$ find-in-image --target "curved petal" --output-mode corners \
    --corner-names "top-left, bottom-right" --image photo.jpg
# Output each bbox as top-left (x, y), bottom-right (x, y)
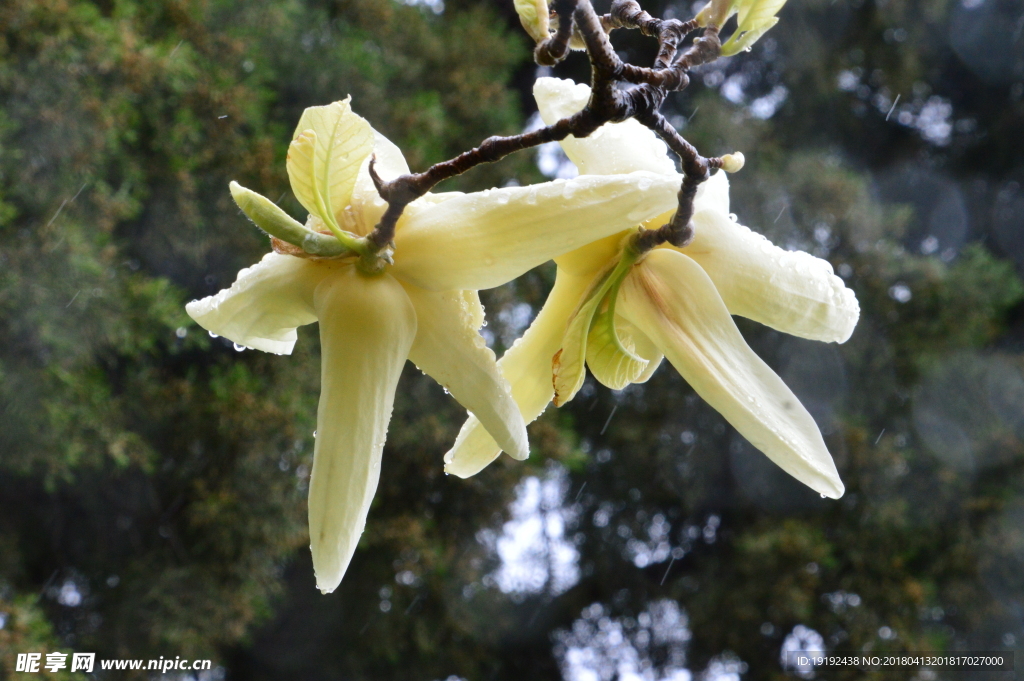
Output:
top-left (444, 268), bottom-right (593, 477)
top-left (681, 209), bottom-right (860, 343)
top-left (185, 253), bottom-right (332, 354)
top-left (292, 98), bottom-right (375, 224)
top-left (533, 77), bottom-right (676, 176)
top-left (617, 317), bottom-right (664, 383)
top-left (693, 169), bottom-right (730, 215)
top-left (585, 311), bottom-right (649, 390)
top-left (349, 130), bottom-right (412, 236)
top-left (392, 172), bottom-right (679, 291)
top-left (553, 263), bottom-right (614, 406)
top-left (402, 284), bottom-right (529, 460)
top-left (286, 130), bottom-right (326, 223)
top-left (309, 267), bottom-right (417, 593)
top-left (619, 249), bottom-right (844, 498)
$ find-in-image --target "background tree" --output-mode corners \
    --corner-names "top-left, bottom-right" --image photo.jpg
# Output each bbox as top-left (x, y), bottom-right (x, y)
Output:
top-left (1, 0), bottom-right (1022, 679)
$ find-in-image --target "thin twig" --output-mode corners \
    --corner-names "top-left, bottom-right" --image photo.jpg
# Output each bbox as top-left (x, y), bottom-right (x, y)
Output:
top-left (355, 0), bottom-right (731, 257)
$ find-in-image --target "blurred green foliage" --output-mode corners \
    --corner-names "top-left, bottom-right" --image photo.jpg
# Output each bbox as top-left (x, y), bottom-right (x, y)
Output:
top-left (1, 0), bottom-right (1023, 679)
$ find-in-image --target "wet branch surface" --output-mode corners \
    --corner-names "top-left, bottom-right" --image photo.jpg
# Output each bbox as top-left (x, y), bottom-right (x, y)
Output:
top-left (366, 0), bottom-right (729, 255)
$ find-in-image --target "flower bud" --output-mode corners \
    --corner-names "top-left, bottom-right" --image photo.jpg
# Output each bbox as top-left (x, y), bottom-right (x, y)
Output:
top-left (695, 0), bottom-right (733, 28)
top-left (720, 0), bottom-right (786, 56)
top-left (230, 181), bottom-right (349, 257)
top-left (720, 152), bottom-right (745, 173)
top-left (514, 0), bottom-right (550, 43)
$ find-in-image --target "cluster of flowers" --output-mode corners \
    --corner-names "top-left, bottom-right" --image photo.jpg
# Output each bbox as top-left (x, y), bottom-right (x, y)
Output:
top-left (187, 74), bottom-right (859, 594)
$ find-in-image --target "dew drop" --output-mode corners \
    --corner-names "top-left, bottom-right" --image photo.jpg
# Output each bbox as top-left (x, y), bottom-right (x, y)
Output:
top-left (233, 342), bottom-right (246, 352)
top-left (728, 213), bottom-right (739, 222)
top-left (208, 331), bottom-right (219, 338)
top-left (313, 430), bottom-right (317, 438)
top-left (820, 493), bottom-right (827, 499)
top-left (637, 177), bottom-right (652, 191)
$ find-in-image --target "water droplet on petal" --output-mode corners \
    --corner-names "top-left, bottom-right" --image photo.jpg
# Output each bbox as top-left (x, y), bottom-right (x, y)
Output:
top-left (313, 431), bottom-right (317, 438)
top-left (208, 331), bottom-right (219, 338)
top-left (820, 493), bottom-right (827, 499)
top-left (233, 342), bottom-right (246, 352)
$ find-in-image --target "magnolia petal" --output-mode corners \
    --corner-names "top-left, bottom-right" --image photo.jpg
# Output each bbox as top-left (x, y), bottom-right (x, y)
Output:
top-left (309, 267), bottom-right (417, 594)
top-left (514, 0), bottom-right (550, 42)
top-left (721, 17), bottom-right (778, 56)
top-left (617, 317), bottom-right (664, 383)
top-left (552, 169), bottom-right (726, 280)
top-left (402, 284), bottom-right (529, 460)
top-left (586, 310), bottom-right (649, 390)
top-left (392, 172), bottom-right (679, 291)
top-left (349, 130), bottom-right (412, 236)
top-left (681, 209), bottom-right (860, 343)
top-left (293, 98), bottom-right (375, 224)
top-left (185, 253), bottom-right (332, 355)
top-left (694, 169), bottom-right (730, 215)
top-left (286, 130), bottom-right (325, 223)
top-left (737, 0), bottom-right (786, 30)
top-left (619, 249), bottom-right (844, 498)
top-left (444, 268), bottom-right (593, 477)
top-left (553, 265), bottom-right (612, 406)
top-left (534, 78), bottom-right (676, 176)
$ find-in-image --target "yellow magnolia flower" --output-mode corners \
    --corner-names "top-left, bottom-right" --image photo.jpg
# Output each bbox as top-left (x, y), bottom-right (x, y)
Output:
top-left (186, 97), bottom-right (682, 593)
top-left (696, 0), bottom-right (787, 56)
top-left (514, 0), bottom-right (550, 42)
top-left (445, 78), bottom-right (860, 499)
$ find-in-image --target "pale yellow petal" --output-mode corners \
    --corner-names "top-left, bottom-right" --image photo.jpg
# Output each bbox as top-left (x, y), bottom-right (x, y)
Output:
top-left (552, 265), bottom-right (612, 406)
top-left (185, 253), bottom-right (331, 355)
top-left (308, 267), bottom-right (417, 593)
top-left (619, 249), bottom-right (844, 498)
top-left (533, 78), bottom-right (676, 176)
top-left (681, 209), bottom-right (860, 343)
top-left (737, 0), bottom-right (786, 30)
top-left (617, 317), bottom-right (664, 383)
top-left (693, 168), bottom-right (730, 215)
top-left (402, 284), bottom-right (528, 460)
top-left (555, 233), bottom-right (626, 278)
top-left (585, 310), bottom-right (649, 390)
top-left (514, 0), bottom-right (550, 42)
top-left (293, 98), bottom-right (375, 224)
top-left (392, 172), bottom-right (679, 291)
top-left (348, 130), bottom-right (412, 236)
top-left (444, 268), bottom-right (593, 477)
top-left (286, 130), bottom-right (324, 222)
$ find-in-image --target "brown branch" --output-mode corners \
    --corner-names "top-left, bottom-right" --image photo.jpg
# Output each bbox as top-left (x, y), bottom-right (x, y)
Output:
top-left (354, 0), bottom-right (734, 258)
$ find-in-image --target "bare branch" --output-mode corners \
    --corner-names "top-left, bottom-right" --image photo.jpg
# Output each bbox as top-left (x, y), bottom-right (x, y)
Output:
top-left (349, 0), bottom-right (734, 258)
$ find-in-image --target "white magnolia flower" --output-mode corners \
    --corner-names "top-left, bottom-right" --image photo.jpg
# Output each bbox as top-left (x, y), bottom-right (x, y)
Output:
top-left (445, 78), bottom-right (860, 499)
top-left (186, 97), bottom-right (681, 593)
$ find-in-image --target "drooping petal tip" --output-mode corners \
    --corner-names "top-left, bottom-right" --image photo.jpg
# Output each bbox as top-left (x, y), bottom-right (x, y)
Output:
top-left (620, 249), bottom-right (845, 499)
top-left (185, 253), bottom-right (330, 355)
top-left (308, 267), bottom-right (417, 593)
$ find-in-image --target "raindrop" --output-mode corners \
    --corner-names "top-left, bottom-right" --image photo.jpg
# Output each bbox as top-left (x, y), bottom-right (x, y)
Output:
top-left (820, 493), bottom-right (827, 498)
top-left (313, 430), bottom-right (317, 438)
top-left (233, 343), bottom-right (246, 352)
top-left (728, 213), bottom-right (739, 222)
top-left (208, 331), bottom-right (219, 338)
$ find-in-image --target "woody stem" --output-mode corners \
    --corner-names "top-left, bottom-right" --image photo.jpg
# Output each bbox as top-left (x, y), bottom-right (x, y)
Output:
top-left (363, 0), bottom-right (729, 256)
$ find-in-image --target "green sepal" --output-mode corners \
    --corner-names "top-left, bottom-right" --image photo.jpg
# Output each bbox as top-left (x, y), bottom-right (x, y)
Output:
top-left (229, 181), bottom-right (354, 257)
